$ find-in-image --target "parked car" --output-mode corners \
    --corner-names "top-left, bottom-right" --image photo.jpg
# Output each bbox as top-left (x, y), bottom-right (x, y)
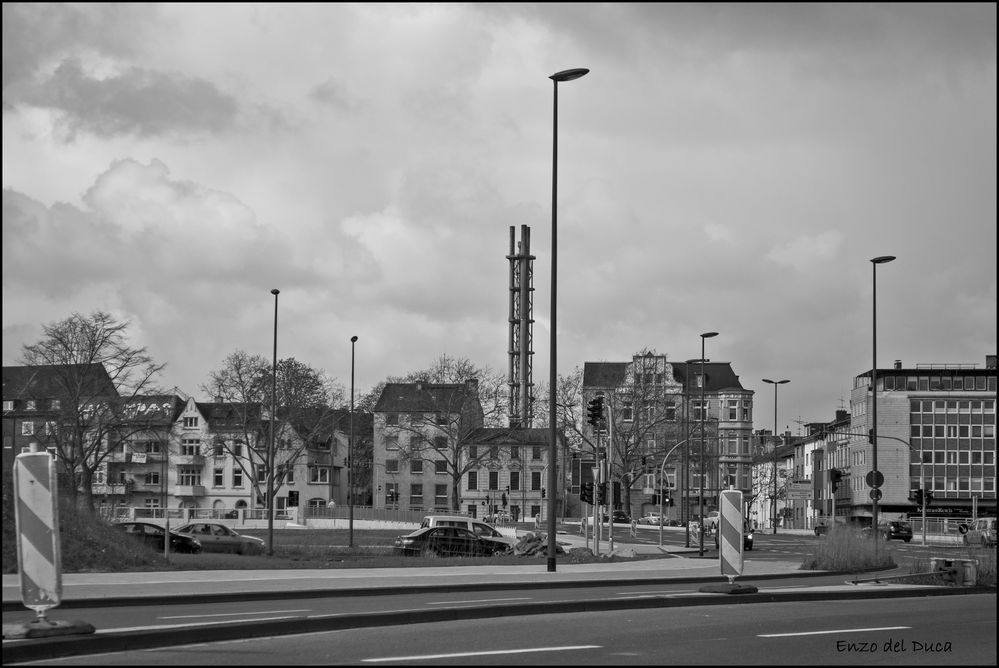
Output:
top-left (814, 522), bottom-right (831, 536)
top-left (113, 521), bottom-right (202, 554)
top-left (393, 526), bottom-right (512, 558)
top-left (864, 520), bottom-right (913, 543)
top-left (714, 522), bottom-right (754, 551)
top-left (173, 522), bottom-right (266, 555)
top-left (961, 518), bottom-right (997, 547)
top-left (703, 511), bottom-right (720, 531)
top-left (638, 512), bottom-right (665, 526)
top-left (419, 515), bottom-right (516, 547)
top-left (611, 510), bottom-right (632, 524)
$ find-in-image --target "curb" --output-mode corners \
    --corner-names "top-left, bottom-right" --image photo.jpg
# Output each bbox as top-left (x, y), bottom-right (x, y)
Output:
top-left (3, 585), bottom-right (992, 664)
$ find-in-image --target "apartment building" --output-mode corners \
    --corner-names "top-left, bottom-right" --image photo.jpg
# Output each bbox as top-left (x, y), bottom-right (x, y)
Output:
top-left (582, 354), bottom-right (755, 522)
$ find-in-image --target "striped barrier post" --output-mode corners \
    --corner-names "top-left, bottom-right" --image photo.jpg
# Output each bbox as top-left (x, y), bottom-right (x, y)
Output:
top-left (718, 489), bottom-right (743, 583)
top-left (698, 488), bottom-right (758, 594)
top-left (13, 445), bottom-right (62, 619)
top-left (4, 442), bottom-right (95, 640)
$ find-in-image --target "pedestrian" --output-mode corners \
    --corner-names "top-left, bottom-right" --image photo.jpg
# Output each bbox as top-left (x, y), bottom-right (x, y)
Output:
top-left (327, 499), bottom-right (336, 513)
top-left (630, 518), bottom-right (638, 537)
top-left (534, 513), bottom-right (541, 531)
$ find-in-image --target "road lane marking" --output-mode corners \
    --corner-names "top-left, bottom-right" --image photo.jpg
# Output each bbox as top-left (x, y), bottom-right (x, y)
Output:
top-left (425, 597), bottom-right (531, 605)
top-left (158, 609), bottom-right (312, 620)
top-left (760, 626), bottom-right (910, 638)
top-left (362, 645), bottom-right (601, 662)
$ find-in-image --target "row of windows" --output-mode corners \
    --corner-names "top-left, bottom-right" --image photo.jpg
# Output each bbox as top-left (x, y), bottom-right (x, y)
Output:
top-left (381, 483), bottom-right (450, 507)
top-left (910, 425), bottom-right (996, 438)
top-left (4, 399), bottom-right (61, 411)
top-left (910, 450), bottom-right (996, 464)
top-left (384, 412), bottom-right (449, 426)
top-left (910, 399), bottom-right (995, 413)
top-left (466, 470), bottom-right (544, 491)
top-left (883, 375), bottom-right (996, 392)
top-left (384, 459), bottom-right (449, 474)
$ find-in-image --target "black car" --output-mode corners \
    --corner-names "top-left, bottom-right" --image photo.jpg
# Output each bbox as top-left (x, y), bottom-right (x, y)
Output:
top-left (393, 526), bottom-right (512, 558)
top-left (864, 520), bottom-right (913, 543)
top-left (114, 521), bottom-right (203, 554)
top-left (714, 522), bottom-right (754, 551)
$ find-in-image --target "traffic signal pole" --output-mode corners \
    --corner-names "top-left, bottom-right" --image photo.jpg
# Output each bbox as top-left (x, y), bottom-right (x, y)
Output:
top-left (658, 439), bottom-right (691, 548)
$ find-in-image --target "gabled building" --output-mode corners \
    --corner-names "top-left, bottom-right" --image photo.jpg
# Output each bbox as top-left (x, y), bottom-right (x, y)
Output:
top-left (582, 354), bottom-right (754, 522)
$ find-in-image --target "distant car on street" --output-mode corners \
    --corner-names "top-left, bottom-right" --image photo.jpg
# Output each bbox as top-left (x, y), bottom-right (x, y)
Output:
top-left (173, 522), bottom-right (266, 555)
top-left (703, 511), bottom-right (720, 531)
top-left (639, 512), bottom-right (665, 526)
top-left (714, 521), bottom-right (754, 551)
top-left (863, 520), bottom-right (913, 543)
top-left (961, 518), bottom-right (997, 547)
top-left (113, 521), bottom-right (202, 554)
top-left (611, 510), bottom-right (632, 524)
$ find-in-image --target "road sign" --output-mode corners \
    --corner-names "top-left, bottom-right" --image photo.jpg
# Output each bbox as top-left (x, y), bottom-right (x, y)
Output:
top-left (718, 489), bottom-right (744, 581)
top-left (866, 470), bottom-right (884, 488)
top-left (13, 447), bottom-right (62, 617)
top-left (787, 482), bottom-right (812, 501)
top-left (869, 488), bottom-right (883, 501)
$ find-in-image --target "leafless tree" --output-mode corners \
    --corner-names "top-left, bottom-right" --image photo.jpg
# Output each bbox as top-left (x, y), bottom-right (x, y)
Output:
top-left (19, 311), bottom-right (165, 512)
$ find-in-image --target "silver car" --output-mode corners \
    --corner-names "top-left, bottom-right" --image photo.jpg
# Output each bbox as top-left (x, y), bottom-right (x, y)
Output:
top-left (174, 522), bottom-right (266, 555)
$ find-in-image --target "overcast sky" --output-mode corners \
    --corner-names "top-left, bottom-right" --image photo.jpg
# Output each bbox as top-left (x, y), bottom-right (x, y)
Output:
top-left (3, 3), bottom-right (996, 433)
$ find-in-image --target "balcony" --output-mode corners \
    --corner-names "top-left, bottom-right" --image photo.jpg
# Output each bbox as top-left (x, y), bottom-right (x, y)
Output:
top-left (91, 482), bottom-right (132, 496)
top-left (173, 485), bottom-right (207, 497)
top-left (173, 454), bottom-right (204, 465)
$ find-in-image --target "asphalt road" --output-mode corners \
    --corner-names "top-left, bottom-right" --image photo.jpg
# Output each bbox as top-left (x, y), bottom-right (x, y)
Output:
top-left (19, 594), bottom-right (996, 665)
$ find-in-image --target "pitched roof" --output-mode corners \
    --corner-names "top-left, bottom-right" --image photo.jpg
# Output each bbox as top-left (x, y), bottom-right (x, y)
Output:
top-left (466, 427), bottom-right (550, 445)
top-left (374, 381), bottom-right (478, 413)
top-left (582, 361), bottom-right (745, 393)
top-left (195, 402), bottom-right (264, 429)
top-left (2, 364), bottom-right (118, 399)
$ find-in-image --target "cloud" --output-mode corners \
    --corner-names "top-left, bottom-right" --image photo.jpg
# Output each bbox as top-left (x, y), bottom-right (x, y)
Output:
top-left (766, 230), bottom-right (844, 271)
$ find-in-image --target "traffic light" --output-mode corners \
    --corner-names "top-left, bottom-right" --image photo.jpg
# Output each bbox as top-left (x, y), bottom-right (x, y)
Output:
top-left (580, 481), bottom-right (593, 504)
top-left (912, 488), bottom-right (924, 506)
top-left (596, 482), bottom-right (607, 505)
top-left (587, 396), bottom-right (605, 429)
top-left (925, 490), bottom-right (934, 506)
top-left (830, 468), bottom-right (843, 493)
top-left (541, 488), bottom-right (546, 499)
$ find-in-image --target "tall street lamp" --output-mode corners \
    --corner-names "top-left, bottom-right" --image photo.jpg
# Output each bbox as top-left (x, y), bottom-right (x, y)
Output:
top-left (870, 255), bottom-right (895, 552)
top-left (348, 335), bottom-right (358, 548)
top-left (698, 331), bottom-right (718, 557)
top-left (268, 288), bottom-right (279, 556)
top-left (762, 378), bottom-right (790, 535)
top-left (547, 66), bottom-right (588, 573)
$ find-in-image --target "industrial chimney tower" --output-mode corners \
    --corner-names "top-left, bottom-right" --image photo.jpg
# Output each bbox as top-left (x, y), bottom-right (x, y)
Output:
top-left (507, 225), bottom-right (535, 428)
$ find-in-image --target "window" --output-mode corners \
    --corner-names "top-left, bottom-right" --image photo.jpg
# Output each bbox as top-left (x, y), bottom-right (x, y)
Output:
top-left (434, 436), bottom-right (447, 450)
top-left (469, 446), bottom-right (478, 460)
top-left (183, 416), bottom-right (199, 428)
top-left (435, 412), bottom-right (447, 426)
top-left (44, 421), bottom-right (57, 436)
top-left (26, 400), bottom-right (37, 411)
top-left (233, 468), bottom-right (243, 487)
top-left (233, 443), bottom-right (242, 457)
top-left (467, 471), bottom-right (478, 490)
top-left (214, 443), bottom-right (224, 457)
top-left (386, 459), bottom-right (399, 474)
top-left (488, 471), bottom-right (499, 490)
top-left (409, 412), bottom-right (423, 424)
top-left (622, 401), bottom-right (633, 422)
top-left (2, 400), bottom-right (13, 412)
top-left (410, 459), bottom-right (424, 474)
top-left (510, 471), bottom-right (520, 491)
top-left (511, 446), bottom-right (520, 459)
top-left (283, 465), bottom-right (294, 484)
top-left (728, 400), bottom-right (739, 420)
top-left (214, 468), bottom-right (224, 487)
top-left (742, 400), bottom-right (752, 422)
top-left (435, 484), bottom-right (448, 506)
top-left (489, 445), bottom-right (499, 459)
top-left (178, 467), bottom-right (202, 486)
top-left (409, 484), bottom-right (423, 507)
top-left (309, 466), bottom-right (329, 484)
top-left (145, 441), bottom-right (162, 454)
top-left (531, 471), bottom-right (542, 491)
top-left (435, 459), bottom-right (447, 474)
top-left (385, 434), bottom-right (399, 450)
top-left (532, 447), bottom-right (542, 460)
top-left (385, 482), bottom-right (399, 506)
top-left (21, 421), bottom-right (34, 436)
top-left (181, 439), bottom-right (200, 456)
top-left (50, 399), bottom-right (61, 411)
top-left (144, 471), bottom-right (160, 485)
top-left (386, 413), bottom-right (399, 426)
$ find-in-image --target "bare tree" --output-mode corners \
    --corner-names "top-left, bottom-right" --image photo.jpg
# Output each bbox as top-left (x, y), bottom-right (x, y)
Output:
top-left (201, 352), bottom-right (343, 507)
top-left (19, 311), bottom-right (165, 512)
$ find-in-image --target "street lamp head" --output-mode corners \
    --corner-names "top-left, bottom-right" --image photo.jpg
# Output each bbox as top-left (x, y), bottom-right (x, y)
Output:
top-left (550, 68), bottom-right (589, 82)
top-left (701, 331), bottom-right (718, 339)
top-left (871, 256), bottom-right (896, 265)
top-left (350, 335), bottom-right (358, 343)
top-left (270, 288), bottom-right (279, 295)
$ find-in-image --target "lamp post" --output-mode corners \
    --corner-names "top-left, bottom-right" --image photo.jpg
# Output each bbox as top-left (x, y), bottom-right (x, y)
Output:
top-left (268, 288), bottom-right (279, 557)
top-left (658, 438), bottom-right (690, 547)
top-left (348, 335), bottom-right (358, 548)
top-left (870, 255), bottom-right (895, 554)
top-left (698, 332), bottom-right (718, 557)
top-left (762, 378), bottom-right (790, 535)
top-left (547, 66), bottom-right (588, 573)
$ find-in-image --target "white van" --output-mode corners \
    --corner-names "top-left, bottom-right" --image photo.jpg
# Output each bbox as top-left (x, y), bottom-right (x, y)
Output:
top-left (420, 515), bottom-right (517, 546)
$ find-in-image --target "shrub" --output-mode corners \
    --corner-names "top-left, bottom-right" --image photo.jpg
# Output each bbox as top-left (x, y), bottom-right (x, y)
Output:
top-left (800, 526), bottom-right (896, 572)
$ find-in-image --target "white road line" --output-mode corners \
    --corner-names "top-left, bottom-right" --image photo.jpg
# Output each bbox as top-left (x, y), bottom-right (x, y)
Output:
top-left (362, 645), bottom-right (601, 662)
top-left (760, 626), bottom-right (910, 638)
top-left (425, 597), bottom-right (532, 605)
top-left (158, 609), bottom-right (312, 620)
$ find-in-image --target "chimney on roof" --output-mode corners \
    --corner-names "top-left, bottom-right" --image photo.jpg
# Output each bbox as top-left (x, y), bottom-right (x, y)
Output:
top-left (894, 360), bottom-right (902, 369)
top-left (987, 355), bottom-right (997, 369)
top-left (465, 378), bottom-right (479, 394)
top-left (836, 409), bottom-right (849, 422)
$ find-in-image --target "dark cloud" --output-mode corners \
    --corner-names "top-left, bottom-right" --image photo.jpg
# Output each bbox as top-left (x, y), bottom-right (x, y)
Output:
top-left (24, 58), bottom-right (238, 139)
